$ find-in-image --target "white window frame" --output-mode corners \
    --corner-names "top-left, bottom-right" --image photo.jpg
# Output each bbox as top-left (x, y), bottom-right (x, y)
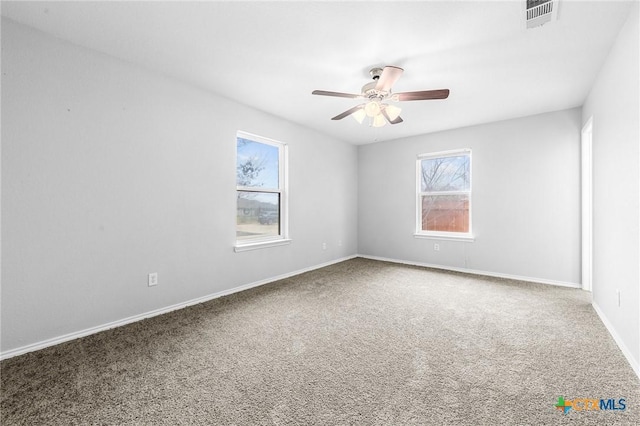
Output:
top-left (234, 131), bottom-right (290, 252)
top-left (414, 148), bottom-right (474, 242)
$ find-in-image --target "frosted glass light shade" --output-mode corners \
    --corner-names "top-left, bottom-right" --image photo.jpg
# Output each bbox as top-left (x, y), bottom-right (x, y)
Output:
top-left (365, 101), bottom-right (381, 117)
top-left (352, 108), bottom-right (366, 124)
top-left (385, 104), bottom-right (402, 121)
top-left (372, 113), bottom-right (386, 127)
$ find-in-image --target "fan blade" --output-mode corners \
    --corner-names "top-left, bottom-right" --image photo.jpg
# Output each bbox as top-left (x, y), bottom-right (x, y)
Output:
top-left (312, 90), bottom-right (362, 99)
top-left (375, 66), bottom-right (404, 92)
top-left (331, 104), bottom-right (365, 120)
top-left (396, 89), bottom-right (450, 101)
top-left (382, 109), bottom-right (404, 125)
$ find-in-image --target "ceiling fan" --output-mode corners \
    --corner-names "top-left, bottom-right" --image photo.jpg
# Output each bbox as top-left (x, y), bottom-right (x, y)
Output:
top-left (312, 66), bottom-right (449, 127)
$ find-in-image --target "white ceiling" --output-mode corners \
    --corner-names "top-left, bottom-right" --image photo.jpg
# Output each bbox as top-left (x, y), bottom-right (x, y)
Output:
top-left (1, 1), bottom-right (634, 145)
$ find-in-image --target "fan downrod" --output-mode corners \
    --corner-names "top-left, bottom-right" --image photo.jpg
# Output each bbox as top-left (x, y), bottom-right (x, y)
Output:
top-left (369, 67), bottom-right (383, 80)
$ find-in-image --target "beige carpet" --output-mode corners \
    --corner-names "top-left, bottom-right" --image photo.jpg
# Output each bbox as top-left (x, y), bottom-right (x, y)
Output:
top-left (1, 258), bottom-right (639, 425)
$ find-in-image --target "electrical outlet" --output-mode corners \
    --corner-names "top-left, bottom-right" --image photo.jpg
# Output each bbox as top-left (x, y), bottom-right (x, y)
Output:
top-left (322, 242), bottom-right (327, 250)
top-left (616, 289), bottom-right (621, 307)
top-left (434, 243), bottom-right (440, 251)
top-left (338, 240), bottom-right (343, 247)
top-left (148, 272), bottom-right (158, 287)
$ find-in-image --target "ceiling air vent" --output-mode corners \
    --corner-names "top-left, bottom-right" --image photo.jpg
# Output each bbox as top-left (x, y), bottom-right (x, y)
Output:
top-left (526, 0), bottom-right (559, 29)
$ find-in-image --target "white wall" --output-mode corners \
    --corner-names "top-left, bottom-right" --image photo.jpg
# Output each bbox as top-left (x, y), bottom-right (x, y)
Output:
top-left (582, 3), bottom-right (639, 373)
top-left (358, 108), bottom-right (582, 286)
top-left (0, 20), bottom-right (358, 356)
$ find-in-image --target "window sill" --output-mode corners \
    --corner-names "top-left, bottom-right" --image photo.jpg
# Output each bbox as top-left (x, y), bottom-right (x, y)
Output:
top-left (234, 238), bottom-right (292, 253)
top-left (414, 233), bottom-right (475, 242)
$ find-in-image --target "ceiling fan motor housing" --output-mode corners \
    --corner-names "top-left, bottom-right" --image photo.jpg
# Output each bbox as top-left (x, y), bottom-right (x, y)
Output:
top-left (362, 68), bottom-right (389, 100)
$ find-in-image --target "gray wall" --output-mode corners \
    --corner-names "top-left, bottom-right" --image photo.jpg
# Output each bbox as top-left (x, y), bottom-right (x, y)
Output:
top-left (1, 20), bottom-right (358, 355)
top-left (582, 3), bottom-right (639, 371)
top-left (358, 109), bottom-right (582, 285)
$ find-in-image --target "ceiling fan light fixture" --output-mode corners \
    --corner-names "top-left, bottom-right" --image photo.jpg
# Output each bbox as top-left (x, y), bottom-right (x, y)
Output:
top-left (352, 108), bottom-right (366, 124)
top-left (384, 104), bottom-right (402, 121)
top-left (372, 113), bottom-right (386, 128)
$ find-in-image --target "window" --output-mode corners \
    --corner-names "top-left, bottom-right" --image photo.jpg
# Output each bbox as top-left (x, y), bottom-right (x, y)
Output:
top-left (416, 149), bottom-right (473, 240)
top-left (235, 131), bottom-right (289, 251)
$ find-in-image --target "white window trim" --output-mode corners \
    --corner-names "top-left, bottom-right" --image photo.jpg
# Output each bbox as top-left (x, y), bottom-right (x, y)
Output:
top-left (234, 131), bottom-right (290, 252)
top-left (415, 148), bottom-right (474, 240)
top-left (413, 233), bottom-right (475, 242)
top-left (234, 238), bottom-right (292, 253)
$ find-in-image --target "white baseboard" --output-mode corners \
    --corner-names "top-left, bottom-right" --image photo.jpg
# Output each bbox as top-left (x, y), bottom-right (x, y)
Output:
top-left (592, 302), bottom-right (640, 380)
top-left (357, 254), bottom-right (581, 288)
top-left (5, 254), bottom-right (636, 383)
top-left (0, 255), bottom-right (357, 361)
